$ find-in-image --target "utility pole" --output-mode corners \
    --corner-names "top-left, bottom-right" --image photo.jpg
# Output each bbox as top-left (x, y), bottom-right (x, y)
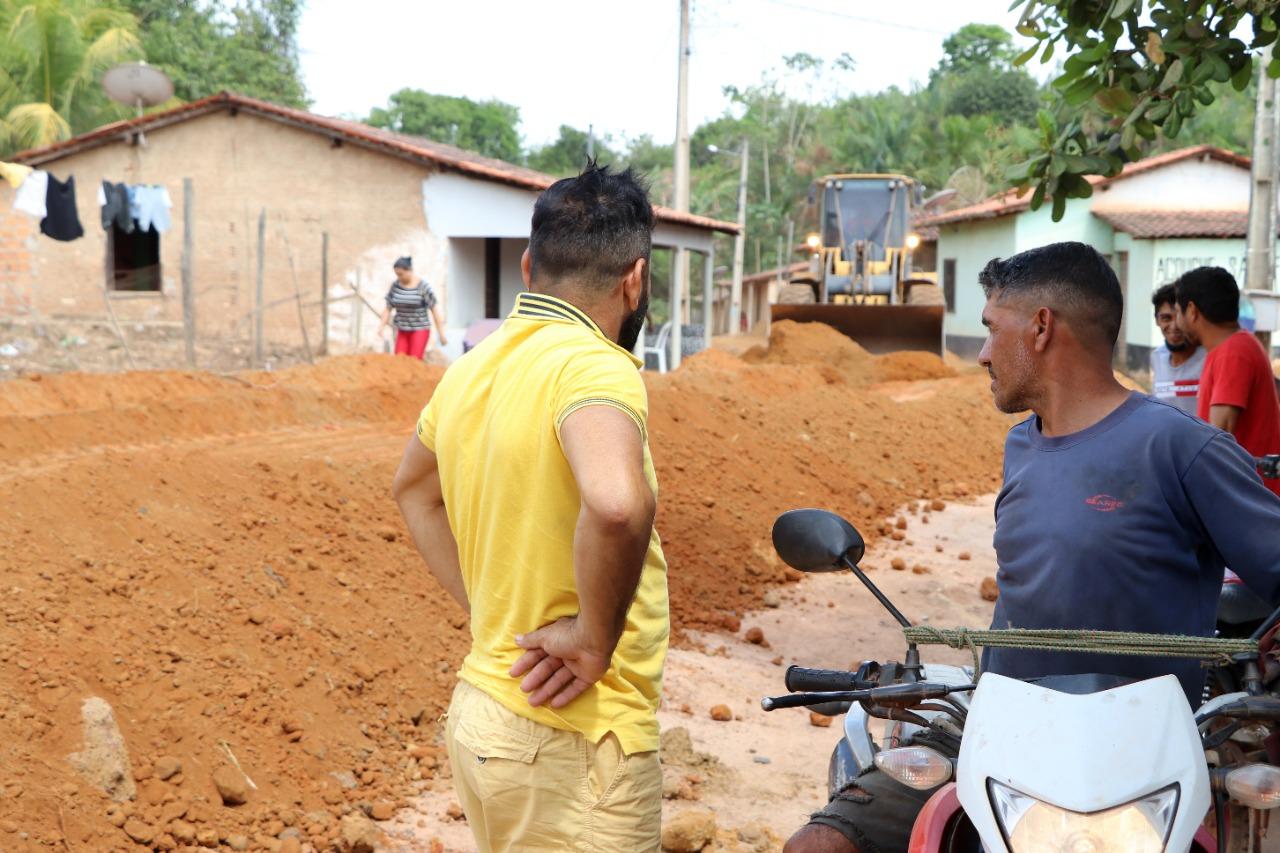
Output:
top-left (670, 0), bottom-right (692, 369)
top-left (729, 138), bottom-right (748, 336)
top-left (1246, 43), bottom-right (1279, 354)
top-left (587, 124), bottom-right (595, 161)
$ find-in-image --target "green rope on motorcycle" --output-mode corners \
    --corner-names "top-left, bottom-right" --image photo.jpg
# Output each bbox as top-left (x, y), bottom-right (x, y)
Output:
top-left (904, 626), bottom-right (1258, 678)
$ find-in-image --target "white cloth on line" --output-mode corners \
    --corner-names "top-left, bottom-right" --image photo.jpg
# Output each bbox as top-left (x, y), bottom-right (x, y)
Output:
top-left (12, 169), bottom-right (48, 219)
top-left (135, 185), bottom-right (173, 233)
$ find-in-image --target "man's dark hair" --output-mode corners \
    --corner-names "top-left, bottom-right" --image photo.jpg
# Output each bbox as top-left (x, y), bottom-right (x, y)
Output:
top-left (1152, 283), bottom-right (1177, 315)
top-left (978, 241), bottom-right (1124, 349)
top-left (529, 163), bottom-right (654, 291)
top-left (1174, 266), bottom-right (1239, 324)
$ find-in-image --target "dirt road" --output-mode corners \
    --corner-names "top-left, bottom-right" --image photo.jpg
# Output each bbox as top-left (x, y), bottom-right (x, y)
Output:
top-left (390, 498), bottom-right (1000, 851)
top-left (0, 327), bottom-right (1015, 850)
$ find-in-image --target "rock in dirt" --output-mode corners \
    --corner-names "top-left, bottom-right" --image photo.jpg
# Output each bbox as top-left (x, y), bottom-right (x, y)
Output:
top-left (661, 809), bottom-right (717, 852)
top-left (980, 577), bottom-right (999, 602)
top-left (67, 697), bottom-right (136, 802)
top-left (368, 800), bottom-right (395, 821)
top-left (212, 766), bottom-right (248, 805)
top-left (709, 704), bottom-right (733, 722)
top-left (912, 564), bottom-right (930, 575)
top-left (339, 813), bottom-right (382, 853)
top-left (959, 551), bottom-right (972, 561)
top-left (930, 499), bottom-right (947, 511)
top-left (123, 818), bottom-right (154, 844)
top-left (809, 712), bottom-right (833, 728)
top-left (762, 589), bottom-right (781, 608)
top-left (890, 558), bottom-right (907, 572)
top-left (744, 627), bottom-right (766, 645)
top-left (154, 755), bottom-right (182, 781)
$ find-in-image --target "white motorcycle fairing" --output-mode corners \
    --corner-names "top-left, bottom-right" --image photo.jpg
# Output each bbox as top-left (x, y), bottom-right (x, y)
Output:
top-left (956, 673), bottom-right (1210, 853)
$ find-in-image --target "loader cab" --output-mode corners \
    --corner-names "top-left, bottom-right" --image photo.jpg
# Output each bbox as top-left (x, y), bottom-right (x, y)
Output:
top-left (806, 174), bottom-right (926, 305)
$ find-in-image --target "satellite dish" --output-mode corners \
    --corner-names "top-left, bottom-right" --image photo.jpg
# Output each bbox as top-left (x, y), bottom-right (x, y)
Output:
top-left (103, 62), bottom-right (173, 115)
top-left (946, 166), bottom-right (989, 207)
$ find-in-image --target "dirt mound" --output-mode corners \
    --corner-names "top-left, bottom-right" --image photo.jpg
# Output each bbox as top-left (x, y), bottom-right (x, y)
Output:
top-left (742, 320), bottom-right (873, 374)
top-left (875, 351), bottom-right (956, 382)
top-left (740, 320), bottom-right (957, 384)
top-left (0, 342), bottom-right (1011, 849)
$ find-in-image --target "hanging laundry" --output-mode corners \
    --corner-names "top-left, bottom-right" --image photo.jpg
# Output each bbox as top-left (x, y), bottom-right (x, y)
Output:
top-left (134, 185), bottom-right (174, 233)
top-left (97, 181), bottom-right (133, 233)
top-left (0, 161), bottom-right (32, 189)
top-left (12, 169), bottom-right (48, 219)
top-left (125, 184), bottom-right (141, 226)
top-left (40, 173), bottom-right (83, 242)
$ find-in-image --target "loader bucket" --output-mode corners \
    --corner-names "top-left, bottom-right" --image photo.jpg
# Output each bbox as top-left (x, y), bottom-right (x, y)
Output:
top-left (770, 304), bottom-right (945, 356)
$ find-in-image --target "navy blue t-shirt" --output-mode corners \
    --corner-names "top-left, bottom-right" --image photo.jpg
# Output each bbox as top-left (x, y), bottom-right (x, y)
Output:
top-left (982, 393), bottom-right (1280, 705)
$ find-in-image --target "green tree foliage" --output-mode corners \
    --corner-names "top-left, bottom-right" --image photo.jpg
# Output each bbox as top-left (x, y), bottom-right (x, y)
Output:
top-left (0, 0), bottom-right (141, 154)
top-left (932, 23), bottom-right (1042, 128)
top-left (123, 0), bottom-right (308, 108)
top-left (525, 124), bottom-right (619, 176)
top-left (366, 89), bottom-right (522, 163)
top-left (937, 23), bottom-right (1020, 75)
top-left (1007, 0), bottom-right (1277, 220)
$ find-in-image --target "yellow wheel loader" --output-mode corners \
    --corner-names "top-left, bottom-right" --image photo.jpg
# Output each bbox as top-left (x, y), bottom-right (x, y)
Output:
top-left (774, 173), bottom-right (945, 355)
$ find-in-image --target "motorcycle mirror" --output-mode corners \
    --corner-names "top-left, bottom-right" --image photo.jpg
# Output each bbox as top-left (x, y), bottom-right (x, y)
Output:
top-left (772, 509), bottom-right (865, 573)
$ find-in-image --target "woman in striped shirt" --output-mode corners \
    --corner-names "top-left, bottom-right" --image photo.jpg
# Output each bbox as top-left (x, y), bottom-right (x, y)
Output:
top-left (378, 256), bottom-right (448, 359)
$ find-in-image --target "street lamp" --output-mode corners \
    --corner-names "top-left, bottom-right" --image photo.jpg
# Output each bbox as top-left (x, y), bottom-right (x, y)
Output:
top-left (708, 140), bottom-right (748, 336)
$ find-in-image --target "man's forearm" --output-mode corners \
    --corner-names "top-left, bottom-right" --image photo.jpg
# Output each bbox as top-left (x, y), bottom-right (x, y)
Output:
top-left (1210, 404), bottom-right (1242, 435)
top-left (398, 495), bottom-right (469, 613)
top-left (572, 495), bottom-right (655, 656)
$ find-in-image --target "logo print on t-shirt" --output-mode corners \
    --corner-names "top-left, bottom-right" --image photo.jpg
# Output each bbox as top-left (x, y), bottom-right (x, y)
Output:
top-left (1085, 494), bottom-right (1125, 512)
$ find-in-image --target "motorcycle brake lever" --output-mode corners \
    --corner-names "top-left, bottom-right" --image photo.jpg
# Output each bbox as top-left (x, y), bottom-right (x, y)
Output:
top-left (1202, 720), bottom-right (1244, 751)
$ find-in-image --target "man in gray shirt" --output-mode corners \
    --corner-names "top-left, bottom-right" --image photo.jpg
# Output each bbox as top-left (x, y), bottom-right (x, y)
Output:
top-left (1150, 282), bottom-right (1206, 415)
top-left (785, 241), bottom-right (1280, 853)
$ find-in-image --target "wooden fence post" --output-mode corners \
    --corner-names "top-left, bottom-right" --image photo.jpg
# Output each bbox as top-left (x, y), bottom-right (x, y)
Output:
top-left (181, 177), bottom-right (196, 368)
top-left (254, 208), bottom-right (265, 367)
top-left (320, 232), bottom-right (329, 356)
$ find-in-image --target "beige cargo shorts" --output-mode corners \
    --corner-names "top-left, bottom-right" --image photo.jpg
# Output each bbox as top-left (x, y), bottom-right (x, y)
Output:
top-left (444, 680), bottom-right (662, 852)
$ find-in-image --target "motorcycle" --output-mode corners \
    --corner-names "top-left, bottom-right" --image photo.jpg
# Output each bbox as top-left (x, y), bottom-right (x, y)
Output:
top-left (764, 508), bottom-right (1280, 853)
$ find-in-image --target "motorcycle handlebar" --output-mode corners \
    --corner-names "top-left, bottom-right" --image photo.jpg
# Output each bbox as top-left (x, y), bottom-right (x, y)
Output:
top-left (785, 666), bottom-right (869, 693)
top-left (761, 681), bottom-right (975, 712)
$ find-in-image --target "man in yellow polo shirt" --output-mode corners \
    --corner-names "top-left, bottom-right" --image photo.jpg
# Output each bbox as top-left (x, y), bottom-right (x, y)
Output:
top-left (392, 164), bottom-right (668, 852)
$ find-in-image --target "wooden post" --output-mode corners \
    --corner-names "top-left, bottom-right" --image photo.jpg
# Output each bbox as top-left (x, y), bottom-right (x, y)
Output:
top-left (320, 232), bottom-right (329, 356)
top-left (279, 225), bottom-right (313, 363)
top-left (180, 177), bottom-right (196, 368)
top-left (101, 283), bottom-right (137, 370)
top-left (354, 268), bottom-right (363, 349)
top-left (702, 248), bottom-right (714, 340)
top-left (254, 208), bottom-right (265, 367)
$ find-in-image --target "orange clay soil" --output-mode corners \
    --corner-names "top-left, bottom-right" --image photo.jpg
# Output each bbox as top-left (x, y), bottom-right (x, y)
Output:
top-left (0, 321), bottom-right (1010, 850)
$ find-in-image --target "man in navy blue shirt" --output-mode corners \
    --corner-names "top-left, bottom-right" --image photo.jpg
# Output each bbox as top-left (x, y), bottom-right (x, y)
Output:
top-left (975, 242), bottom-right (1280, 703)
top-left (785, 241), bottom-right (1280, 853)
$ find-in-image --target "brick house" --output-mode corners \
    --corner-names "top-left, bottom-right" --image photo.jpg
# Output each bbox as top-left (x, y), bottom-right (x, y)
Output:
top-left (0, 92), bottom-right (735, 363)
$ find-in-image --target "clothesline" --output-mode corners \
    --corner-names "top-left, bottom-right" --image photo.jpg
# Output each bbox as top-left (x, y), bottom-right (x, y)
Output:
top-left (2, 160), bottom-right (174, 242)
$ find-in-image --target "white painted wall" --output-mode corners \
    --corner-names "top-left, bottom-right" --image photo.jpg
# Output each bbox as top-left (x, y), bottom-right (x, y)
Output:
top-left (936, 216), bottom-right (1018, 341)
top-left (1091, 159), bottom-right (1251, 212)
top-left (423, 173), bottom-right (536, 238)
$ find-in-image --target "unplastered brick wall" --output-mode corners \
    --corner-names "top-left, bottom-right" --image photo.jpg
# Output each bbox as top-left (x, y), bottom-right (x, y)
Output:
top-left (0, 186), bottom-right (37, 314)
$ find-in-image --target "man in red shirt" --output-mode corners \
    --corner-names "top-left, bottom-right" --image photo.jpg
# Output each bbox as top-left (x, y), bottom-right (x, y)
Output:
top-left (1175, 266), bottom-right (1280, 496)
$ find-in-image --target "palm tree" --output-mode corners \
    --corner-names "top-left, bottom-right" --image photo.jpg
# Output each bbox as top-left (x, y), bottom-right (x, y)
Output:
top-left (0, 0), bottom-right (141, 155)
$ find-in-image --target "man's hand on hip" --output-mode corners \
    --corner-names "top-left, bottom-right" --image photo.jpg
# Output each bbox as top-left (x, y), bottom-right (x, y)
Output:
top-left (510, 616), bottom-right (611, 708)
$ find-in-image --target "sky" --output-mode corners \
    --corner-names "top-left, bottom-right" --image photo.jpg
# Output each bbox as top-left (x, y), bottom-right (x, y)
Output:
top-left (298, 0), bottom-right (1035, 150)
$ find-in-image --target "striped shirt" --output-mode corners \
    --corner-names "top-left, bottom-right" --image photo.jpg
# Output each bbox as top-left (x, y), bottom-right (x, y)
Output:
top-left (386, 280), bottom-right (437, 330)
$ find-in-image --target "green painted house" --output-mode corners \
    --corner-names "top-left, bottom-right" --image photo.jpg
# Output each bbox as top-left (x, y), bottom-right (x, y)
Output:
top-left (920, 145), bottom-right (1270, 369)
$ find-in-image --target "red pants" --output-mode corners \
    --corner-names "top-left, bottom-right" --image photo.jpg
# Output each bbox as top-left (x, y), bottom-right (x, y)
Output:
top-left (394, 328), bottom-right (431, 359)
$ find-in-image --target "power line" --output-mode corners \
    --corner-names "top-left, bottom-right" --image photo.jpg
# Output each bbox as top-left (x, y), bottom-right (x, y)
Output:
top-left (757, 0), bottom-right (950, 36)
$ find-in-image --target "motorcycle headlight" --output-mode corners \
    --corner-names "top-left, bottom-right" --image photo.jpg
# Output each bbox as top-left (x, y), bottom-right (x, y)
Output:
top-left (988, 780), bottom-right (1178, 852)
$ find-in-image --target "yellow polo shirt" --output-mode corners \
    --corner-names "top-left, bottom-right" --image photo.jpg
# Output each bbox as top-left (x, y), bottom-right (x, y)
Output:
top-left (417, 291), bottom-right (669, 754)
